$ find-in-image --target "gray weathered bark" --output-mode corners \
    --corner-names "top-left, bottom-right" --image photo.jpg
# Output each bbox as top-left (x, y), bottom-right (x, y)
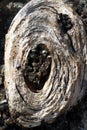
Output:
top-left (5, 0), bottom-right (87, 128)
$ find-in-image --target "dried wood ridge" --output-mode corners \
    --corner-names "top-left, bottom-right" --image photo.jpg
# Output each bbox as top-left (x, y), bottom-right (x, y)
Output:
top-left (5, 0), bottom-right (87, 128)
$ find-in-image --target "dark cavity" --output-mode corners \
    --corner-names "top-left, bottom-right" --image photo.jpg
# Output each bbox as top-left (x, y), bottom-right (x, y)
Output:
top-left (23, 44), bottom-right (52, 92)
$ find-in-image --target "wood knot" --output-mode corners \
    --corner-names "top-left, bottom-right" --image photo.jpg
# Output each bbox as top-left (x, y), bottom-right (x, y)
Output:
top-left (5, 0), bottom-right (87, 128)
top-left (57, 13), bottom-right (73, 33)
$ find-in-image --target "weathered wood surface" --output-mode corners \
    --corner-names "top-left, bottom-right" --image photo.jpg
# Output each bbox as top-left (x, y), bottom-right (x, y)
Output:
top-left (5, 0), bottom-right (87, 128)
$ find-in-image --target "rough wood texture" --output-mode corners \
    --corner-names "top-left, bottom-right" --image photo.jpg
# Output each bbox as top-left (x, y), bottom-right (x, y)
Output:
top-left (5, 0), bottom-right (87, 128)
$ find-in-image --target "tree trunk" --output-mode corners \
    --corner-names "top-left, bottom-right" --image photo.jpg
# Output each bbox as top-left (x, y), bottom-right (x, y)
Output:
top-left (5, 0), bottom-right (87, 128)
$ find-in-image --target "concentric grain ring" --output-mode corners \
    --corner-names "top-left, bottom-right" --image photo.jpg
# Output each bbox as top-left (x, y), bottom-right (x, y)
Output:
top-left (5, 0), bottom-right (87, 128)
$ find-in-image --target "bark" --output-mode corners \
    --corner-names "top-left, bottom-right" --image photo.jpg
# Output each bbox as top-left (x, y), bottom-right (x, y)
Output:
top-left (5, 0), bottom-right (87, 128)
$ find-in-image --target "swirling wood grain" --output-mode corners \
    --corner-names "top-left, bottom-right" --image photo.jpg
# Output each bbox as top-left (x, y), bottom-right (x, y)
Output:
top-left (5, 0), bottom-right (87, 128)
